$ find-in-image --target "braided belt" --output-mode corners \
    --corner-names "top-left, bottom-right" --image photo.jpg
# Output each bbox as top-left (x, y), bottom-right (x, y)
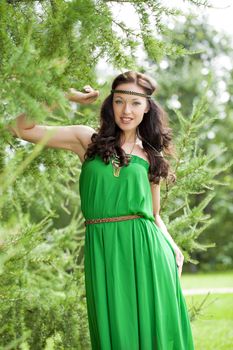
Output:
top-left (84, 214), bottom-right (144, 226)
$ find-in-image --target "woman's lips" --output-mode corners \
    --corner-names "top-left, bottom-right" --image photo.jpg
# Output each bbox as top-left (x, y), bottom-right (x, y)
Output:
top-left (120, 117), bottom-right (133, 124)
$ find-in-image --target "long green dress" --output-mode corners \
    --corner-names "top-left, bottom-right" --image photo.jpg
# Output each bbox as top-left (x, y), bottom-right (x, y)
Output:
top-left (79, 154), bottom-right (195, 350)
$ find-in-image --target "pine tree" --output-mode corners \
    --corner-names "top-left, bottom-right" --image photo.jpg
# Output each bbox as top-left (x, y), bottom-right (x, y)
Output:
top-left (152, 13), bottom-right (233, 271)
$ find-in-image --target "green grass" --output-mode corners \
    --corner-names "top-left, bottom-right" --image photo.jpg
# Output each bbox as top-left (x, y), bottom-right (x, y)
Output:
top-left (181, 270), bottom-right (233, 289)
top-left (182, 272), bottom-right (233, 350)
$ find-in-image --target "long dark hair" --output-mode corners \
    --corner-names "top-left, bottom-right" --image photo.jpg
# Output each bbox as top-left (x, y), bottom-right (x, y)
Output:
top-left (84, 71), bottom-right (176, 184)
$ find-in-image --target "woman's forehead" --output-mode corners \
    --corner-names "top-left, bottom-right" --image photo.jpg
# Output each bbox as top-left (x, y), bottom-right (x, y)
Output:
top-left (112, 84), bottom-right (148, 101)
top-left (115, 82), bottom-right (145, 94)
top-left (113, 95), bottom-right (143, 102)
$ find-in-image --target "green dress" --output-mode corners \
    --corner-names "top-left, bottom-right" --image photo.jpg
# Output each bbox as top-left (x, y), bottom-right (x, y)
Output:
top-left (79, 154), bottom-right (195, 350)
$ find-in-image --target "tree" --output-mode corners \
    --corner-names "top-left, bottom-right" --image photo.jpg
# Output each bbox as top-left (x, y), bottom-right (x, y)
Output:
top-left (148, 13), bottom-right (233, 272)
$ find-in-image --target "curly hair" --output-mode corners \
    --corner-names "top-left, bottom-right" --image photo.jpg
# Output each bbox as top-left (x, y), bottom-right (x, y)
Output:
top-left (84, 70), bottom-right (176, 184)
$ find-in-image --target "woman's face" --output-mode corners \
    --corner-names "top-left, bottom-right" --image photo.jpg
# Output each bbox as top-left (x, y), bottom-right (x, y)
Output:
top-left (112, 83), bottom-right (150, 132)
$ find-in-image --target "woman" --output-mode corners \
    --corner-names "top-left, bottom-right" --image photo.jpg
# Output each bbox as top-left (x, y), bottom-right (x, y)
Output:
top-left (9, 71), bottom-right (195, 349)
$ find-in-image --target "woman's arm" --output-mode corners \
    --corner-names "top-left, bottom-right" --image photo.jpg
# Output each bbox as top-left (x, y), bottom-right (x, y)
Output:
top-left (150, 182), bottom-right (184, 277)
top-left (150, 182), bottom-right (179, 249)
top-left (154, 214), bottom-right (179, 251)
top-left (6, 86), bottom-right (99, 162)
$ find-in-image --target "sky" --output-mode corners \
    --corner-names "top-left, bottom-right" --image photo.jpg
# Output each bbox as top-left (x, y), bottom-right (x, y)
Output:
top-left (96, 0), bottom-right (233, 82)
top-left (111, 0), bottom-right (233, 35)
top-left (164, 0), bottom-right (233, 35)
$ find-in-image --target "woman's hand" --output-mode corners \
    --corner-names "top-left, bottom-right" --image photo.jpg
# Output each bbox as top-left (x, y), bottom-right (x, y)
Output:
top-left (66, 85), bottom-right (99, 104)
top-left (173, 244), bottom-right (184, 278)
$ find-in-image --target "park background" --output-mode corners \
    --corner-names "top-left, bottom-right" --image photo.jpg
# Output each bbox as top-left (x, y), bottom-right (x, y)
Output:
top-left (0, 0), bottom-right (232, 349)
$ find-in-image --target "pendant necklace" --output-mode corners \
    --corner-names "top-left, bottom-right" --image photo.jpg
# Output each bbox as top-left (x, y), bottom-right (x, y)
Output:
top-left (111, 136), bottom-right (137, 177)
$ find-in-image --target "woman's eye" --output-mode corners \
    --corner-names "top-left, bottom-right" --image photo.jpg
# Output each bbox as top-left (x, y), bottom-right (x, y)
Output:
top-left (114, 100), bottom-right (141, 105)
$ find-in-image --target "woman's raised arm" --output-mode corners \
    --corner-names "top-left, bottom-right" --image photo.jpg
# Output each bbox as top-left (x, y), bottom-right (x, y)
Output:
top-left (7, 86), bottom-right (99, 162)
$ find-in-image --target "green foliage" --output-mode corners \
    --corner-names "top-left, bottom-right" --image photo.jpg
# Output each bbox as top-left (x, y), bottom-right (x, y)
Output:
top-left (0, 212), bottom-right (88, 349)
top-left (152, 13), bottom-right (233, 271)
top-left (158, 93), bottom-right (231, 265)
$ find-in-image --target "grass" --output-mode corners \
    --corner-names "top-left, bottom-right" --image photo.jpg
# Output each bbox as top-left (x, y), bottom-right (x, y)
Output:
top-left (182, 271), bottom-right (233, 350)
top-left (181, 270), bottom-right (233, 289)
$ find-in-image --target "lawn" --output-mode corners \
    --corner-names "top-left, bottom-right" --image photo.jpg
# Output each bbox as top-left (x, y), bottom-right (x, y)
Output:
top-left (181, 270), bottom-right (233, 289)
top-left (182, 271), bottom-right (233, 350)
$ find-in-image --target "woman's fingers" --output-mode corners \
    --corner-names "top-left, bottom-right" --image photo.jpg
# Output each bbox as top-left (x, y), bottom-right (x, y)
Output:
top-left (83, 85), bottom-right (97, 93)
top-left (77, 89), bottom-right (99, 104)
top-left (81, 86), bottom-right (99, 100)
top-left (174, 248), bottom-right (184, 278)
top-left (67, 87), bottom-right (99, 104)
top-left (178, 265), bottom-right (183, 278)
top-left (83, 90), bottom-right (99, 101)
top-left (69, 86), bottom-right (98, 95)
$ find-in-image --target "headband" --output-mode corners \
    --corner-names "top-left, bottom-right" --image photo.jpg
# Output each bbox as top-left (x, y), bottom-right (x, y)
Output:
top-left (111, 89), bottom-right (151, 99)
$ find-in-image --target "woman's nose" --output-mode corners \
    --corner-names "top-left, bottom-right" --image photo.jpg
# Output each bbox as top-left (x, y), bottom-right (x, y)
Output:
top-left (123, 103), bottom-right (131, 113)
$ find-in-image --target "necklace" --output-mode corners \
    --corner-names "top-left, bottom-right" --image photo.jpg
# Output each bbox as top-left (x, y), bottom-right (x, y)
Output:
top-left (112, 136), bottom-right (137, 177)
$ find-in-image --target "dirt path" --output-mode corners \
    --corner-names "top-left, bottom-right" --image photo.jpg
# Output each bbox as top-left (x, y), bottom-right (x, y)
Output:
top-left (183, 287), bottom-right (233, 295)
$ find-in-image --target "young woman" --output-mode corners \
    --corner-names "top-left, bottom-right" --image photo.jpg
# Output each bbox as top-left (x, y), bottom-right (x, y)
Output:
top-left (9, 71), bottom-right (195, 349)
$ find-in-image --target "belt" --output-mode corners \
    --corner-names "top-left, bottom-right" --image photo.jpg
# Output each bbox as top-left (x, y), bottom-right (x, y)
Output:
top-left (84, 214), bottom-right (144, 226)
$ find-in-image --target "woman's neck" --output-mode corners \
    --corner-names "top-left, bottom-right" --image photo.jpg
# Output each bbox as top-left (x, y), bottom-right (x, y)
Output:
top-left (120, 131), bottom-right (138, 145)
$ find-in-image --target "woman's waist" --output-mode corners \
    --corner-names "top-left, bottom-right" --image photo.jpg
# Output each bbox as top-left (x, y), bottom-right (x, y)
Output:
top-left (84, 214), bottom-right (146, 226)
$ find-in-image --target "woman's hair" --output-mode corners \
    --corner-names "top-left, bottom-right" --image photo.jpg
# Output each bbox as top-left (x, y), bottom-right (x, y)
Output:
top-left (84, 70), bottom-right (176, 184)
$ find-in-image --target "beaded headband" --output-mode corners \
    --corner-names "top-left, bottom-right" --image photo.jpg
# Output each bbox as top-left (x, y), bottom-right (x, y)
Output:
top-left (111, 89), bottom-right (151, 99)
